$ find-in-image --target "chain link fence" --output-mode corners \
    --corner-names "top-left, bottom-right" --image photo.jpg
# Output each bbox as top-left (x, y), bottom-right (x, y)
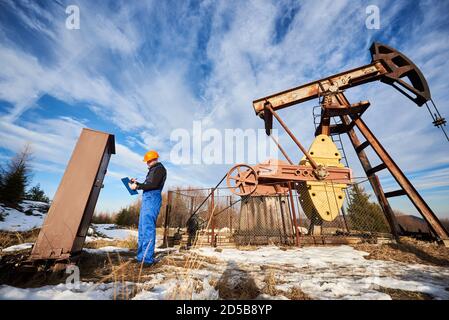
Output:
top-left (162, 178), bottom-right (393, 248)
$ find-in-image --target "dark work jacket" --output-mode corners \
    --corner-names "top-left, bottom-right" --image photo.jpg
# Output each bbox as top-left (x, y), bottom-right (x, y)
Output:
top-left (136, 162), bottom-right (167, 192)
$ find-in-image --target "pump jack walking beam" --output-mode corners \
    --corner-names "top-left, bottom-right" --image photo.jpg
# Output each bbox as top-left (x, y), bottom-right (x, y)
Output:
top-left (253, 42), bottom-right (431, 117)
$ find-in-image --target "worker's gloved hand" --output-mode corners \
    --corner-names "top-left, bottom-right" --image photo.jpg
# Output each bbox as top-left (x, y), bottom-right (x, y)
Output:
top-left (129, 182), bottom-right (138, 190)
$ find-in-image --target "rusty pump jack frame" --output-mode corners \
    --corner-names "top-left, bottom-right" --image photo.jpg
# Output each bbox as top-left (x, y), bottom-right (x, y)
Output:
top-left (30, 128), bottom-right (115, 263)
top-left (250, 42), bottom-right (449, 246)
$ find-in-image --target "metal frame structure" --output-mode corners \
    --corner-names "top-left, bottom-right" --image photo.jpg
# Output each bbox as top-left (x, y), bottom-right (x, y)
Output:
top-left (247, 42), bottom-right (448, 245)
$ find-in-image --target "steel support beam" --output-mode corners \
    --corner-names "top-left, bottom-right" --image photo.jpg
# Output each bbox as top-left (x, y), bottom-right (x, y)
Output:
top-left (341, 115), bottom-right (399, 240)
top-left (349, 115), bottom-right (449, 243)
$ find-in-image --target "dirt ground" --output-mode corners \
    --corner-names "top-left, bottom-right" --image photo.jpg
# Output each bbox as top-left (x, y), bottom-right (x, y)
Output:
top-left (353, 237), bottom-right (449, 267)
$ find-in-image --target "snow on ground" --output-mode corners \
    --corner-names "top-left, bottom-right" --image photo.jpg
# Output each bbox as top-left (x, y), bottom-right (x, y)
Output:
top-left (133, 274), bottom-right (219, 300)
top-left (83, 246), bottom-right (130, 254)
top-left (1, 234), bottom-right (449, 300)
top-left (132, 269), bottom-right (220, 300)
top-left (192, 246), bottom-right (449, 300)
top-left (0, 282), bottom-right (135, 300)
top-left (1, 242), bottom-right (33, 253)
top-left (0, 201), bottom-right (48, 232)
top-left (91, 224), bottom-right (138, 240)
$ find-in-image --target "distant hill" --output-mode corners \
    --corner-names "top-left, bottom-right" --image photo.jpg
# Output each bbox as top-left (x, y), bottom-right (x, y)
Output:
top-left (395, 214), bottom-right (430, 234)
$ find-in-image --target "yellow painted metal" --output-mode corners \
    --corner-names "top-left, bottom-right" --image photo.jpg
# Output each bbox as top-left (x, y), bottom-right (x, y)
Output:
top-left (298, 134), bottom-right (347, 222)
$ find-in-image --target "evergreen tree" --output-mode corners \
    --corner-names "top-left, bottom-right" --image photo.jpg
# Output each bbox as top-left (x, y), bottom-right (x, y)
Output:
top-left (115, 199), bottom-right (141, 227)
top-left (347, 184), bottom-right (390, 233)
top-left (0, 145), bottom-right (32, 208)
top-left (26, 183), bottom-right (50, 203)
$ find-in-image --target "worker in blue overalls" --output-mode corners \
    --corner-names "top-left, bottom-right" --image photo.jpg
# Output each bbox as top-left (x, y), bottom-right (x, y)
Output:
top-left (129, 150), bottom-right (167, 265)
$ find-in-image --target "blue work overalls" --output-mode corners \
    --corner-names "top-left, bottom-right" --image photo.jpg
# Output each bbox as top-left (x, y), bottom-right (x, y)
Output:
top-left (137, 189), bottom-right (162, 263)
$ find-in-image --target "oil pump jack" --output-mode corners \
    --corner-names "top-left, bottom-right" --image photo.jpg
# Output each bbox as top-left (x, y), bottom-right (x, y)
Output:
top-left (226, 42), bottom-right (449, 246)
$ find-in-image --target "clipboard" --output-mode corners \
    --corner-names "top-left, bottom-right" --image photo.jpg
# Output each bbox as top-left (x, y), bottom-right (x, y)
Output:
top-left (121, 177), bottom-right (139, 195)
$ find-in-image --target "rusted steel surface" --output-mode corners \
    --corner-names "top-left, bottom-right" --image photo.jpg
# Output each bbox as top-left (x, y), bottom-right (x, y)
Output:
top-left (370, 42), bottom-right (430, 106)
top-left (253, 61), bottom-right (386, 114)
top-left (253, 42), bottom-right (431, 114)
top-left (226, 162), bottom-right (352, 197)
top-left (30, 128), bottom-right (115, 261)
top-left (256, 163), bottom-right (352, 184)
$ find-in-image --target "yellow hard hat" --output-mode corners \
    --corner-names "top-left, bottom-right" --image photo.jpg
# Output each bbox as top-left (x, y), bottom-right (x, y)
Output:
top-left (143, 150), bottom-right (159, 162)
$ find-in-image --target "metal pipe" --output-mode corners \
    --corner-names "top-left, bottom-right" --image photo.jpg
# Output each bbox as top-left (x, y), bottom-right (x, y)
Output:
top-left (265, 102), bottom-right (319, 169)
top-left (270, 135), bottom-right (294, 164)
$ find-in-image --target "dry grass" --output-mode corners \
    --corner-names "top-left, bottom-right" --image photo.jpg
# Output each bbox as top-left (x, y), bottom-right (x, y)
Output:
top-left (215, 268), bottom-right (260, 299)
top-left (353, 237), bottom-right (449, 267)
top-left (261, 270), bottom-right (279, 296)
top-left (377, 286), bottom-right (433, 300)
top-left (260, 269), bottom-right (310, 300)
top-left (0, 229), bottom-right (40, 251)
top-left (84, 237), bottom-right (138, 250)
top-left (285, 286), bottom-right (311, 300)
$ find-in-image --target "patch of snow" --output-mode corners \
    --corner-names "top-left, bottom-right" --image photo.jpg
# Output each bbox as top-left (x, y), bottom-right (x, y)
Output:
top-left (91, 224), bottom-right (137, 241)
top-left (83, 246), bottom-right (130, 254)
top-left (133, 274), bottom-right (219, 300)
top-left (133, 279), bottom-right (179, 300)
top-left (1, 243), bottom-right (33, 253)
top-left (154, 247), bottom-right (177, 253)
top-left (297, 227), bottom-right (308, 234)
top-left (0, 200), bottom-right (49, 232)
top-left (20, 200), bottom-right (49, 211)
top-left (0, 205), bottom-right (45, 232)
top-left (192, 245), bottom-right (449, 300)
top-left (0, 282), bottom-right (132, 300)
top-left (84, 236), bottom-right (115, 243)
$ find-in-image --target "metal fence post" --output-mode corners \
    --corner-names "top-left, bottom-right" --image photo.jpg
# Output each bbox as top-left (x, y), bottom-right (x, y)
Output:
top-left (288, 182), bottom-right (300, 247)
top-left (162, 191), bottom-right (172, 248)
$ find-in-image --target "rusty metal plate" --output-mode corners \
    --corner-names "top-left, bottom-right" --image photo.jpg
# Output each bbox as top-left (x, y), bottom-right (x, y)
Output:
top-left (30, 128), bottom-right (115, 261)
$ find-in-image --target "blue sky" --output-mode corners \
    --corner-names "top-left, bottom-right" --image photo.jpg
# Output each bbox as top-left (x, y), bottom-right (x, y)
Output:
top-left (0, 0), bottom-right (448, 218)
